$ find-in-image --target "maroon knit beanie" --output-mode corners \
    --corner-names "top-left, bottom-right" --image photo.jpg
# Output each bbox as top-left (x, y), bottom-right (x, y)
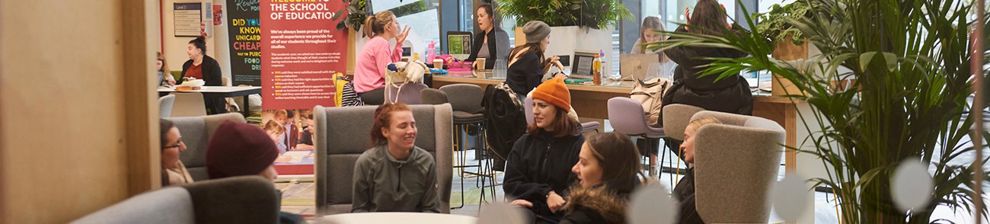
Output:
top-left (206, 121), bottom-right (279, 179)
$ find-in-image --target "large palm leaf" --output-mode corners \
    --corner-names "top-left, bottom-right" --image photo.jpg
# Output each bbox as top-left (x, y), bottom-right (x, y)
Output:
top-left (651, 0), bottom-right (990, 223)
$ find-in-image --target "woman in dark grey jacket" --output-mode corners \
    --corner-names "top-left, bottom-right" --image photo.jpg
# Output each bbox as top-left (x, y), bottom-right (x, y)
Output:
top-left (351, 103), bottom-right (440, 213)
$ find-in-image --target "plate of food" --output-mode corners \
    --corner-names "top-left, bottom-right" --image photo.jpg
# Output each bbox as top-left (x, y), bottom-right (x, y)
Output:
top-left (175, 79), bottom-right (204, 92)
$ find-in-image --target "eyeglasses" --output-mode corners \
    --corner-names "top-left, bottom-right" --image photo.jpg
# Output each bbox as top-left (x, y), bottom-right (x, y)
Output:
top-left (164, 138), bottom-right (184, 149)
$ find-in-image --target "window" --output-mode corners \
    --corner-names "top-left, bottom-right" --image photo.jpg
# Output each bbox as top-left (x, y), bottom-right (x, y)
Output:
top-left (371, 0), bottom-right (441, 57)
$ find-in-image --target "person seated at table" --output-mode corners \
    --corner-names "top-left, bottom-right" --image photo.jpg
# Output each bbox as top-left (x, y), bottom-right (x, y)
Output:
top-left (354, 11), bottom-right (411, 105)
top-left (205, 121), bottom-right (303, 224)
top-left (561, 132), bottom-right (643, 224)
top-left (506, 20), bottom-right (563, 98)
top-left (630, 16), bottom-right (666, 54)
top-left (157, 51), bottom-right (176, 87)
top-left (673, 117), bottom-right (722, 224)
top-left (352, 103), bottom-right (441, 213)
top-left (465, 3), bottom-right (510, 70)
top-left (180, 36), bottom-right (226, 114)
top-left (504, 77), bottom-right (583, 223)
top-left (160, 119), bottom-right (193, 186)
top-left (263, 120), bottom-right (288, 153)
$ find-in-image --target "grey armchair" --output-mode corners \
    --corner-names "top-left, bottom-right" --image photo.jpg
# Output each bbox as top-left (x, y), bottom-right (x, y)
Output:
top-left (73, 176), bottom-right (279, 224)
top-left (166, 113), bottom-right (246, 181)
top-left (660, 103), bottom-right (706, 141)
top-left (690, 110), bottom-right (785, 223)
top-left (314, 104), bottom-right (453, 215)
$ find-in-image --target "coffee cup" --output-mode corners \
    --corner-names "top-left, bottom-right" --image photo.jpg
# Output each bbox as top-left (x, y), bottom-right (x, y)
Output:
top-left (433, 59), bottom-right (444, 69)
top-left (475, 58), bottom-right (486, 70)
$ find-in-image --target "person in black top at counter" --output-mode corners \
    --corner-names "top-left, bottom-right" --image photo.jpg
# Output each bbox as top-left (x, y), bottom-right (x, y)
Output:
top-left (465, 3), bottom-right (510, 70)
top-left (505, 20), bottom-right (563, 97)
top-left (180, 36), bottom-right (226, 114)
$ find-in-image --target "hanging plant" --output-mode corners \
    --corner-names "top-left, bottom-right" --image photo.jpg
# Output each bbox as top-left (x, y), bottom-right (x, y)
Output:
top-left (754, 1), bottom-right (814, 45)
top-left (333, 0), bottom-right (370, 31)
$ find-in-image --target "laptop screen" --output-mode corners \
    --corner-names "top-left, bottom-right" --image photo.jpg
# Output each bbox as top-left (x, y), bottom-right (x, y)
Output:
top-left (446, 31), bottom-right (473, 60)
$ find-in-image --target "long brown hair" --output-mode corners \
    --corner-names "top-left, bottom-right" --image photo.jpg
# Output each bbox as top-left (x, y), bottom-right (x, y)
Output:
top-left (639, 16), bottom-right (664, 41)
top-left (508, 43), bottom-right (546, 67)
top-left (363, 11), bottom-right (396, 38)
top-left (689, 0), bottom-right (730, 36)
top-left (156, 51), bottom-right (168, 73)
top-left (371, 103), bottom-right (411, 146)
top-left (585, 132), bottom-right (642, 191)
top-left (526, 105), bottom-right (580, 137)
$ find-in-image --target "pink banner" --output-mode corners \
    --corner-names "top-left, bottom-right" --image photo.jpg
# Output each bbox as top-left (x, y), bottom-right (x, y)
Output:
top-left (261, 0), bottom-right (347, 110)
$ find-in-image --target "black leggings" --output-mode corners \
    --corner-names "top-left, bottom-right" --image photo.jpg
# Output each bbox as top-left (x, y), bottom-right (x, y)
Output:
top-left (358, 87), bottom-right (385, 105)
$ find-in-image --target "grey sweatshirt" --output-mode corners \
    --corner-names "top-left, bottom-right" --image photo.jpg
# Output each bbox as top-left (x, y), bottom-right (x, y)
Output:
top-left (351, 144), bottom-right (440, 213)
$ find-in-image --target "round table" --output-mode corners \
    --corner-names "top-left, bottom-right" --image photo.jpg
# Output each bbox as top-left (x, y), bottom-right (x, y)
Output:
top-left (320, 212), bottom-right (477, 224)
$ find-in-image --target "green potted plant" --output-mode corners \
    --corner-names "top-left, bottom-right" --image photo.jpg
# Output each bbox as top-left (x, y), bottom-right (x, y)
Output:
top-left (754, 0), bottom-right (817, 96)
top-left (657, 0), bottom-right (989, 223)
top-left (498, 0), bottom-right (631, 62)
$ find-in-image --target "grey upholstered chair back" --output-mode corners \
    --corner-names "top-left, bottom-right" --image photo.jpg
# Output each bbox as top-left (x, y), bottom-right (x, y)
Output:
top-left (421, 88), bottom-right (449, 105)
top-left (314, 104), bottom-right (453, 214)
top-left (661, 103), bottom-right (706, 141)
top-left (182, 176), bottom-right (279, 224)
top-left (159, 94), bottom-right (176, 118)
top-left (72, 176), bottom-right (276, 224)
top-left (439, 84), bottom-right (484, 113)
top-left (691, 111), bottom-right (784, 223)
top-left (72, 187), bottom-right (194, 224)
top-left (166, 113), bottom-right (246, 181)
top-left (390, 83), bottom-right (428, 105)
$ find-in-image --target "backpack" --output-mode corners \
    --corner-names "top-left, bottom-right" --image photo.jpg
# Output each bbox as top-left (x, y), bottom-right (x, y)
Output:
top-left (630, 77), bottom-right (671, 127)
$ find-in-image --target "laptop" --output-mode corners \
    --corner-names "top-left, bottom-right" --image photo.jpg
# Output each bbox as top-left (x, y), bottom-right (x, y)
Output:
top-left (446, 31), bottom-right (473, 60)
top-left (620, 53), bottom-right (661, 81)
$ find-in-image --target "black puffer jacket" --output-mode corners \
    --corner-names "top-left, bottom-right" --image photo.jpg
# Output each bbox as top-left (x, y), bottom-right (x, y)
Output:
top-left (661, 25), bottom-right (753, 124)
top-left (503, 131), bottom-right (584, 222)
top-left (483, 84), bottom-right (527, 171)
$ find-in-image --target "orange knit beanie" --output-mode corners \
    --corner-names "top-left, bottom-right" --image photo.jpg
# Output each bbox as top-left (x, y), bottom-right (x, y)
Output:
top-left (531, 77), bottom-right (571, 110)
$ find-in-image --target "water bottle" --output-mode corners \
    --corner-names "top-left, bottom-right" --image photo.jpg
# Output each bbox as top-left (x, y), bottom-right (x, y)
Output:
top-left (493, 58), bottom-right (508, 79)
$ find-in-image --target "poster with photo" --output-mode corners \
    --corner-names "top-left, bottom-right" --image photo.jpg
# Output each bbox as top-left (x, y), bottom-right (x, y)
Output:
top-left (259, 0), bottom-right (348, 175)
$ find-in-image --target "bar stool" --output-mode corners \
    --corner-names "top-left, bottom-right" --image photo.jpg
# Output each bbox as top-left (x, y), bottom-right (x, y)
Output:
top-left (438, 84), bottom-right (498, 207)
top-left (607, 97), bottom-right (669, 178)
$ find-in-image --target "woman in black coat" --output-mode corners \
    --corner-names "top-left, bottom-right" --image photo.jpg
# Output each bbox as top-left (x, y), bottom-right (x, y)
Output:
top-left (504, 77), bottom-right (583, 223)
top-left (661, 8), bottom-right (752, 116)
top-left (180, 36), bottom-right (226, 114)
top-left (560, 132), bottom-right (643, 224)
top-left (661, 0), bottom-right (751, 160)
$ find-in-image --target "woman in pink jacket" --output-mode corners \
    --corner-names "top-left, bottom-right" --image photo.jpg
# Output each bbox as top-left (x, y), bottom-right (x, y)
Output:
top-left (353, 11), bottom-right (411, 105)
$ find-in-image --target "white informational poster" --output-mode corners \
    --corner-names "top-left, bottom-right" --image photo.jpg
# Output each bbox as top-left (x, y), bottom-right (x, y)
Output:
top-left (174, 3), bottom-right (202, 37)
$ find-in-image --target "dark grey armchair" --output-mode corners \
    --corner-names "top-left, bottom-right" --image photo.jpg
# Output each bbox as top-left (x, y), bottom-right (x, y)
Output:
top-left (314, 104), bottom-right (453, 214)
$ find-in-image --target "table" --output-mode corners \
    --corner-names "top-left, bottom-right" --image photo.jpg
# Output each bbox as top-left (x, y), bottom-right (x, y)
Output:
top-left (432, 71), bottom-right (804, 172)
top-left (319, 212), bottom-right (477, 224)
top-left (157, 86), bottom-right (261, 117)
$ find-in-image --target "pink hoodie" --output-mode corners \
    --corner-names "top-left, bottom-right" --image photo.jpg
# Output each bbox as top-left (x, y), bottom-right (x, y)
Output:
top-left (353, 36), bottom-right (403, 93)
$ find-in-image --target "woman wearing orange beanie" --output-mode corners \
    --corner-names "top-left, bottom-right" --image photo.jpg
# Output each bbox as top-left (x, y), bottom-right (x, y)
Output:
top-left (504, 77), bottom-right (584, 223)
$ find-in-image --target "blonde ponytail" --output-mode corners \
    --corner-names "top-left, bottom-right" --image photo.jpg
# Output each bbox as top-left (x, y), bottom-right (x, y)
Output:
top-left (362, 11), bottom-right (395, 38)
